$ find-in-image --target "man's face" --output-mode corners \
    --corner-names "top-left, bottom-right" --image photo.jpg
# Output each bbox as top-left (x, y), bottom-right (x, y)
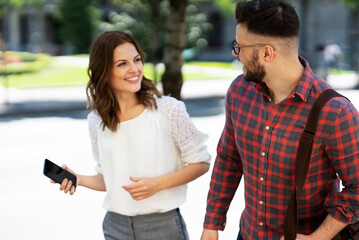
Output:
top-left (244, 50), bottom-right (266, 83)
top-left (234, 24), bottom-right (266, 83)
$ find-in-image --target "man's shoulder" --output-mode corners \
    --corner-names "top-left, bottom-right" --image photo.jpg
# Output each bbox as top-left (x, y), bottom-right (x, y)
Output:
top-left (229, 74), bottom-right (252, 89)
top-left (227, 74), bottom-right (256, 97)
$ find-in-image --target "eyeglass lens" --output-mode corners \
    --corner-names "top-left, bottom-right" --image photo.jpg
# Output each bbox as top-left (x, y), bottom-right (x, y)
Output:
top-left (232, 40), bottom-right (240, 54)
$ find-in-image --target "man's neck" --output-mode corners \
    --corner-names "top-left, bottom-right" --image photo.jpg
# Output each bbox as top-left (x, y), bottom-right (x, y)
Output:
top-left (264, 58), bottom-right (304, 105)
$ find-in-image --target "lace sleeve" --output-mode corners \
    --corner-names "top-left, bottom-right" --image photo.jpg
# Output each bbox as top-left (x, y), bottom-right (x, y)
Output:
top-left (87, 111), bottom-right (102, 173)
top-left (158, 96), bottom-right (211, 164)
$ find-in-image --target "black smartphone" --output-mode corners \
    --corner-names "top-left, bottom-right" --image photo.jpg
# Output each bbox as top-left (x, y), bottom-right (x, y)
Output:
top-left (43, 159), bottom-right (77, 188)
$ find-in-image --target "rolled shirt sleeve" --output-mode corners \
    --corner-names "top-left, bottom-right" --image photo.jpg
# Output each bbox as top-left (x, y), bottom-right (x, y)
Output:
top-left (325, 101), bottom-right (359, 224)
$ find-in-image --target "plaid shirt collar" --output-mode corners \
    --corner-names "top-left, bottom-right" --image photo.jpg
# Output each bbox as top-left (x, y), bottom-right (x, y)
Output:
top-left (254, 56), bottom-right (314, 103)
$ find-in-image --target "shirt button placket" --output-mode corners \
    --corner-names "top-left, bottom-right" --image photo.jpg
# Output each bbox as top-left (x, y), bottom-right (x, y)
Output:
top-left (258, 125), bottom-right (270, 232)
top-left (259, 151), bottom-right (266, 230)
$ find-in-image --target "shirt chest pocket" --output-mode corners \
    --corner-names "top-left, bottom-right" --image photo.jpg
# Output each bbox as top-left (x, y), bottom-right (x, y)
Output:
top-left (274, 127), bottom-right (302, 141)
top-left (270, 125), bottom-right (304, 156)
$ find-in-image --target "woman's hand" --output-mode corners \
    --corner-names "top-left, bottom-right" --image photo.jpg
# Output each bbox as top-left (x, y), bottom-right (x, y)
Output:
top-left (51, 165), bottom-right (79, 195)
top-left (122, 162), bottom-right (209, 201)
top-left (122, 177), bottom-right (161, 200)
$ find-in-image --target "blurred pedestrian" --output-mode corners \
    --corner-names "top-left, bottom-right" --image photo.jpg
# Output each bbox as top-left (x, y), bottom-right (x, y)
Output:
top-left (201, 0), bottom-right (359, 240)
top-left (52, 31), bottom-right (211, 240)
top-left (324, 40), bottom-right (343, 71)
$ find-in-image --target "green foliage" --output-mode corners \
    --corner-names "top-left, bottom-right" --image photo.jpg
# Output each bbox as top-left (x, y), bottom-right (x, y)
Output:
top-left (185, 3), bottom-right (212, 56)
top-left (100, 0), bottom-right (166, 62)
top-left (0, 0), bottom-right (43, 7)
top-left (0, 51), bottom-right (51, 75)
top-left (214, 0), bottom-right (237, 16)
top-left (56, 0), bottom-right (101, 54)
top-left (0, 0), bottom-right (43, 15)
top-left (101, 0), bottom-right (211, 62)
top-left (342, 0), bottom-right (359, 8)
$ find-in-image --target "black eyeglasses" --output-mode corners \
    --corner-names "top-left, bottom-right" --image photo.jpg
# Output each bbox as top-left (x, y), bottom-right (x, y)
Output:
top-left (232, 40), bottom-right (273, 55)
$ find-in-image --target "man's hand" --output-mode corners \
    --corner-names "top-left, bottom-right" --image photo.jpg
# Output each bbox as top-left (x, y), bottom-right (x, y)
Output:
top-left (280, 233), bottom-right (315, 240)
top-left (200, 229), bottom-right (219, 240)
top-left (280, 215), bottom-right (347, 240)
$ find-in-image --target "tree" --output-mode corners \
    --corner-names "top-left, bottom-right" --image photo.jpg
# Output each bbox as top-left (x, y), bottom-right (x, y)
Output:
top-left (160, 0), bottom-right (187, 99)
top-left (56, 0), bottom-right (100, 54)
top-left (214, 0), bottom-right (237, 16)
top-left (342, 0), bottom-right (359, 7)
top-left (102, 0), bottom-right (210, 98)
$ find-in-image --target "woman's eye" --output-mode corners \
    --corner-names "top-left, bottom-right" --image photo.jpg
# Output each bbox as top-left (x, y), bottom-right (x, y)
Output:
top-left (135, 58), bottom-right (141, 62)
top-left (118, 62), bottom-right (126, 67)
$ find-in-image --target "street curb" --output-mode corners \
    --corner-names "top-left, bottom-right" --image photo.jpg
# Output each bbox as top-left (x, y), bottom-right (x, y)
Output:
top-left (0, 100), bottom-right (88, 118)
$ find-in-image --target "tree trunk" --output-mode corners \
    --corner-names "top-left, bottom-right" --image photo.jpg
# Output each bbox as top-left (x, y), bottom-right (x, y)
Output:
top-left (161, 0), bottom-right (187, 100)
top-left (147, 0), bottom-right (162, 84)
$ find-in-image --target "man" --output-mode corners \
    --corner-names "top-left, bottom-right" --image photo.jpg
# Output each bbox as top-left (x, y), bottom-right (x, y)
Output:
top-left (201, 0), bottom-right (359, 239)
top-left (323, 40), bottom-right (343, 80)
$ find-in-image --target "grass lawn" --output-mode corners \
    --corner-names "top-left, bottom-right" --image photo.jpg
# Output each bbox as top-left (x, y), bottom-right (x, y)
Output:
top-left (0, 56), bottom-right (239, 89)
top-left (1, 66), bottom-right (88, 88)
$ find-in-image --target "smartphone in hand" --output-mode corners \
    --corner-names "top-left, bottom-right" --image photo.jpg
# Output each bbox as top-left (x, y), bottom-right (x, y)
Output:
top-left (43, 159), bottom-right (77, 188)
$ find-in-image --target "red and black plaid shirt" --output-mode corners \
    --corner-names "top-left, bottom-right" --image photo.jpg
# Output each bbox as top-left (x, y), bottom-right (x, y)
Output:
top-left (204, 57), bottom-right (359, 239)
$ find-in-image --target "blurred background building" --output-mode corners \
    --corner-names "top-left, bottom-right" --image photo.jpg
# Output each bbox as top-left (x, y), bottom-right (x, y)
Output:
top-left (1, 0), bottom-right (359, 72)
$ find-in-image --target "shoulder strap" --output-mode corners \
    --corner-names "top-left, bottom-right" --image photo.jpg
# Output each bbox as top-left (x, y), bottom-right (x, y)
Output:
top-left (284, 89), bottom-right (346, 240)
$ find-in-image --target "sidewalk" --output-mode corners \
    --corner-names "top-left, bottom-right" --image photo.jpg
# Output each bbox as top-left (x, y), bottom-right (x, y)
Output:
top-left (0, 71), bottom-right (358, 118)
top-left (0, 78), bottom-right (234, 118)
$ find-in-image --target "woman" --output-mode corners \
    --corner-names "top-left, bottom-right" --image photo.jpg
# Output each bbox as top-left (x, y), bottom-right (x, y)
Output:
top-left (55, 31), bottom-right (211, 240)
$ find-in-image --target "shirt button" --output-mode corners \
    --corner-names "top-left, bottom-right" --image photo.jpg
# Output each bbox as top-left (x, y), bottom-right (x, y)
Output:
top-left (259, 201), bottom-right (264, 205)
top-left (265, 126), bottom-right (270, 131)
top-left (261, 152), bottom-right (266, 157)
top-left (259, 222), bottom-right (264, 226)
top-left (259, 177), bottom-right (264, 182)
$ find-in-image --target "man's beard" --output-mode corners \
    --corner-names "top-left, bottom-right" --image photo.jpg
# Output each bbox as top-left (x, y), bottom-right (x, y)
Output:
top-left (244, 50), bottom-right (266, 83)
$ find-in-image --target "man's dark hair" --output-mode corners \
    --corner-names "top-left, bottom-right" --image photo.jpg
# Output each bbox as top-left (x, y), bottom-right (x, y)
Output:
top-left (235, 0), bottom-right (300, 38)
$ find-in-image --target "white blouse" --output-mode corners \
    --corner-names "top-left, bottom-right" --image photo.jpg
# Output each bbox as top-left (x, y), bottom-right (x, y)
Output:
top-left (87, 96), bottom-right (211, 216)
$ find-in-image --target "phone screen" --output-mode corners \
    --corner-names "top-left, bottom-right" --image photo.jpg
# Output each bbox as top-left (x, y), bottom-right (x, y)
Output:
top-left (43, 159), bottom-right (77, 187)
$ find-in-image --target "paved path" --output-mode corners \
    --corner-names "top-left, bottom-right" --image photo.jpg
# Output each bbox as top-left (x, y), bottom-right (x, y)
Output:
top-left (0, 71), bottom-right (358, 117)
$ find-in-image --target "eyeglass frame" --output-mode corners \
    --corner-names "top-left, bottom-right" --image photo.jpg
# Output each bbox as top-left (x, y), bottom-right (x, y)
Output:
top-left (232, 40), bottom-right (275, 55)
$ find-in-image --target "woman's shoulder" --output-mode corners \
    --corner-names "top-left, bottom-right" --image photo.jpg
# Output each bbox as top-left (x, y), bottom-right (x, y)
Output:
top-left (87, 110), bottom-right (102, 125)
top-left (156, 95), bottom-right (185, 110)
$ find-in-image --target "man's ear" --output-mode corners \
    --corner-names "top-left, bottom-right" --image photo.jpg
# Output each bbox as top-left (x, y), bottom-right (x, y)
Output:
top-left (263, 45), bottom-right (275, 61)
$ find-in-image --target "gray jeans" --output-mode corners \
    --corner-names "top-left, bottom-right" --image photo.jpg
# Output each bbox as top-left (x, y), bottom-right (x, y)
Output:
top-left (102, 209), bottom-right (189, 240)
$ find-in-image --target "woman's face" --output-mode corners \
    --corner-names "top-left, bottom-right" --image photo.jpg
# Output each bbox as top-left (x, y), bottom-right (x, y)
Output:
top-left (110, 42), bottom-right (143, 97)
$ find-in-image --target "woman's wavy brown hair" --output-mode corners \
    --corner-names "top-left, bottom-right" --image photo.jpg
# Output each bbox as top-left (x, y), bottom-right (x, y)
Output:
top-left (86, 31), bottom-right (162, 132)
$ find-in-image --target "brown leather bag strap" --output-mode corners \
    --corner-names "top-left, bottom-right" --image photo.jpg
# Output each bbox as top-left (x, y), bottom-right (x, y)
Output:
top-left (284, 89), bottom-right (346, 240)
